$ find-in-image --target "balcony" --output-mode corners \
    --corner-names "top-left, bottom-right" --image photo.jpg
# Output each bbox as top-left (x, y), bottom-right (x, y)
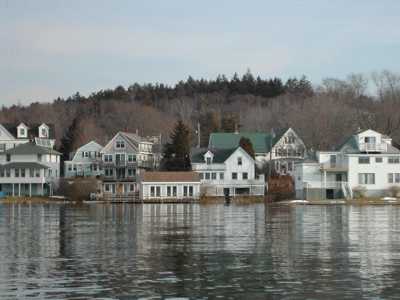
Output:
top-left (320, 162), bottom-right (348, 172)
top-left (304, 181), bottom-right (348, 189)
top-left (359, 142), bottom-right (387, 153)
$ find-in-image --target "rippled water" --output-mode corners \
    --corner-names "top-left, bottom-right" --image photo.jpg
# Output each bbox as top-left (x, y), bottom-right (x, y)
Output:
top-left (1, 203), bottom-right (400, 299)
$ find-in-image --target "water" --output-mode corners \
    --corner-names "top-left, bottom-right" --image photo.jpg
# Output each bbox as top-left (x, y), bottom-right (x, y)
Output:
top-left (0, 203), bottom-right (400, 299)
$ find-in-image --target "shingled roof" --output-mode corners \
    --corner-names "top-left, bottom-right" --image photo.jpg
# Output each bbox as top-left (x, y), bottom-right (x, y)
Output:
top-left (5, 143), bottom-right (61, 155)
top-left (2, 123), bottom-right (55, 139)
top-left (191, 148), bottom-right (238, 164)
top-left (141, 171), bottom-right (200, 182)
top-left (208, 129), bottom-right (288, 154)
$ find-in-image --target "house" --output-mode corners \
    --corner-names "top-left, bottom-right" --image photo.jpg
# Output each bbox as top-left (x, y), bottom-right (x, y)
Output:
top-left (294, 129), bottom-right (400, 200)
top-left (0, 122), bottom-right (56, 151)
top-left (191, 146), bottom-right (265, 197)
top-left (64, 141), bottom-right (103, 178)
top-left (140, 171), bottom-right (201, 201)
top-left (100, 132), bottom-right (157, 198)
top-left (0, 142), bottom-right (61, 196)
top-left (208, 128), bottom-right (306, 175)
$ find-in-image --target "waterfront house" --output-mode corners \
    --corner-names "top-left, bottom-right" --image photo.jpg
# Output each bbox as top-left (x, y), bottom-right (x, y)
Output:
top-left (100, 131), bottom-right (157, 199)
top-left (64, 141), bottom-right (103, 178)
top-left (140, 171), bottom-right (201, 201)
top-left (0, 142), bottom-right (61, 196)
top-left (191, 146), bottom-right (265, 197)
top-left (294, 129), bottom-right (400, 200)
top-left (0, 122), bottom-right (56, 151)
top-left (208, 128), bottom-right (306, 175)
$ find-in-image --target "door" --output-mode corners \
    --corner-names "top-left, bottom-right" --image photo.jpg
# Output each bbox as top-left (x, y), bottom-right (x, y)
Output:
top-left (223, 188), bottom-right (230, 197)
top-left (335, 173), bottom-right (342, 182)
top-left (326, 189), bottom-right (334, 199)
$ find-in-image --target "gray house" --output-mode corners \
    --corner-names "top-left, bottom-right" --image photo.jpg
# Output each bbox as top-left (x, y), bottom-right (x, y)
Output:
top-left (100, 132), bottom-right (157, 198)
top-left (64, 141), bottom-right (103, 178)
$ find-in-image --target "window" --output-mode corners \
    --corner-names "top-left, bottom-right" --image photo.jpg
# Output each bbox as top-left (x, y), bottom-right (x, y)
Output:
top-left (41, 128), bottom-right (47, 137)
top-left (220, 172), bottom-right (224, 180)
top-left (199, 173), bottom-right (204, 180)
top-left (358, 173), bottom-right (375, 185)
top-left (73, 164), bottom-right (77, 171)
top-left (376, 157), bottom-right (383, 163)
top-left (184, 186), bottom-right (188, 197)
top-left (84, 152), bottom-right (89, 157)
top-left (206, 157), bottom-right (212, 164)
top-left (330, 155), bottom-right (337, 167)
top-left (156, 186), bottom-right (161, 197)
top-left (21, 169), bottom-right (25, 178)
top-left (189, 186), bottom-right (193, 197)
top-left (105, 168), bottom-right (114, 177)
top-left (288, 162), bottom-right (293, 171)
top-left (205, 173), bottom-right (210, 180)
top-left (242, 172), bottom-right (248, 180)
top-left (173, 186), bottom-right (177, 197)
top-left (0, 169), bottom-right (4, 177)
top-left (150, 186), bottom-right (155, 197)
top-left (20, 128), bottom-right (25, 136)
top-left (167, 186), bottom-right (171, 197)
top-left (211, 172), bottom-right (217, 180)
top-left (128, 154), bottom-right (136, 162)
top-left (6, 154), bottom-right (10, 162)
top-left (0, 144), bottom-right (5, 152)
top-left (68, 165), bottom-right (72, 171)
top-left (6, 169), bottom-right (10, 177)
top-left (35, 169), bottom-right (40, 177)
top-left (238, 157), bottom-right (242, 165)
top-left (130, 184), bottom-right (135, 192)
top-left (104, 155), bottom-right (113, 162)
top-left (37, 154), bottom-right (42, 162)
top-left (93, 164), bottom-right (98, 171)
top-left (128, 168), bottom-right (136, 177)
top-left (388, 173), bottom-right (400, 183)
top-left (29, 169), bottom-right (34, 177)
top-left (15, 168), bottom-right (19, 177)
top-left (105, 184), bottom-right (110, 192)
top-left (116, 140), bottom-right (125, 148)
top-left (388, 157), bottom-right (400, 164)
top-left (358, 157), bottom-right (370, 164)
top-left (232, 172), bottom-right (238, 180)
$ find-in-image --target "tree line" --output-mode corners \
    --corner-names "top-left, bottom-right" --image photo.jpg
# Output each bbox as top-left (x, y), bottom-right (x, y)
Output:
top-left (1, 70), bottom-right (400, 163)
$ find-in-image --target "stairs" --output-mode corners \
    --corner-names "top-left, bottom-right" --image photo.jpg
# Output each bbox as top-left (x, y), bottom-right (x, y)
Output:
top-left (341, 182), bottom-right (353, 200)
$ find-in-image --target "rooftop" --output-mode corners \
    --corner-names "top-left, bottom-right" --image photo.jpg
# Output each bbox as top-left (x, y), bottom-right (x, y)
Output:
top-left (141, 171), bottom-right (200, 182)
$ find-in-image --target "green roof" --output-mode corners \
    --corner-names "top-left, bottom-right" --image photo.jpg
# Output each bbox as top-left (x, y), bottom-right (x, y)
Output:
top-left (5, 143), bottom-right (61, 155)
top-left (1, 162), bottom-right (49, 169)
top-left (335, 135), bottom-right (358, 152)
top-left (191, 148), bottom-right (237, 163)
top-left (208, 130), bottom-right (288, 153)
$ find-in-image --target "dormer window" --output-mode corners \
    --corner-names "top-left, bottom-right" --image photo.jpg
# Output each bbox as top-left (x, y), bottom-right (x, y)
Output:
top-left (20, 128), bottom-right (25, 136)
top-left (116, 141), bottom-right (125, 148)
top-left (17, 123), bottom-right (28, 138)
top-left (206, 157), bottom-right (212, 164)
top-left (41, 128), bottom-right (47, 137)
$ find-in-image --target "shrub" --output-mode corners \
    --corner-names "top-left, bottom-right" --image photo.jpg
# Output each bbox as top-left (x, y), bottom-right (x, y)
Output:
top-left (353, 186), bottom-right (367, 199)
top-left (387, 186), bottom-right (400, 198)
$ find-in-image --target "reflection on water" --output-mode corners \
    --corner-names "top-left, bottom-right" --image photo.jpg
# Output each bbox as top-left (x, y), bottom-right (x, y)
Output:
top-left (0, 204), bottom-right (400, 299)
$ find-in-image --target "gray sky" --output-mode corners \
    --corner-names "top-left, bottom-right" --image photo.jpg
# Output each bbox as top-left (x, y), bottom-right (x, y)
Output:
top-left (1, 0), bottom-right (399, 106)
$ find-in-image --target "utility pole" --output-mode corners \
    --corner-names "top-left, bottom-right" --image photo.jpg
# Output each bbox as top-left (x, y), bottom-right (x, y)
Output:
top-left (196, 122), bottom-right (201, 148)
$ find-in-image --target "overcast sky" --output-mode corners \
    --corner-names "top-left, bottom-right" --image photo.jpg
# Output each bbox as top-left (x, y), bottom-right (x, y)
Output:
top-left (1, 0), bottom-right (399, 106)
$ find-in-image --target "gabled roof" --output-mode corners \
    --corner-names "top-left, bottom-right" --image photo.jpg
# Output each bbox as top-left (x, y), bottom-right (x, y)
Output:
top-left (4, 143), bottom-right (61, 155)
top-left (142, 171), bottom-right (200, 182)
top-left (208, 128), bottom-right (290, 154)
top-left (191, 148), bottom-right (237, 163)
top-left (2, 123), bottom-right (55, 139)
top-left (336, 135), bottom-right (359, 152)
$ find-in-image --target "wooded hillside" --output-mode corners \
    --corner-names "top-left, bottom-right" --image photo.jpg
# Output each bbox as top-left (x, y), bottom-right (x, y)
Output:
top-left (1, 70), bottom-right (400, 157)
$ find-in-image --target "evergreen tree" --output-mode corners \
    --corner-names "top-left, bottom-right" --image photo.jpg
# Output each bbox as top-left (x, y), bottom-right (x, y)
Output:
top-left (239, 137), bottom-right (255, 158)
top-left (161, 120), bottom-right (191, 171)
top-left (58, 116), bottom-right (80, 175)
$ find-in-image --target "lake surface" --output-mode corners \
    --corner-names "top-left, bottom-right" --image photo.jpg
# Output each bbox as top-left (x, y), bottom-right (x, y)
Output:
top-left (0, 203), bottom-right (400, 299)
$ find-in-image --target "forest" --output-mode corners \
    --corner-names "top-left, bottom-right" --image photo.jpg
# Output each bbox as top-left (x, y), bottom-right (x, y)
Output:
top-left (1, 70), bottom-right (400, 159)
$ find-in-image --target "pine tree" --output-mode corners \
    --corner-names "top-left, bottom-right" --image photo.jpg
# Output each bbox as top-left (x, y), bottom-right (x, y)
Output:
top-left (162, 120), bottom-right (191, 171)
top-left (239, 137), bottom-right (255, 158)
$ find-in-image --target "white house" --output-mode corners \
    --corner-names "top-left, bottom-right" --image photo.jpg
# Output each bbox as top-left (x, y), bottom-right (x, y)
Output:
top-left (100, 131), bottom-right (158, 199)
top-left (140, 171), bottom-right (201, 201)
top-left (208, 128), bottom-right (306, 175)
top-left (0, 142), bottom-right (61, 196)
top-left (64, 141), bottom-right (103, 178)
top-left (294, 129), bottom-right (400, 200)
top-left (191, 146), bottom-right (265, 197)
top-left (0, 123), bottom-right (55, 151)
